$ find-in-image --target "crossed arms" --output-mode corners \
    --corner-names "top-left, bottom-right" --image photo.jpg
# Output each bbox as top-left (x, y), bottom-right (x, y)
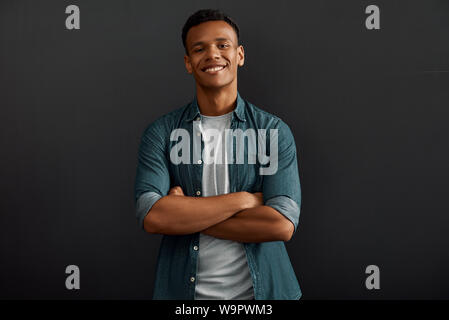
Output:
top-left (143, 186), bottom-right (294, 243)
top-left (137, 118), bottom-right (301, 243)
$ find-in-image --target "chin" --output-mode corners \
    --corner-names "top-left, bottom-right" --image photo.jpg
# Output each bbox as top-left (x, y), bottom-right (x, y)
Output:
top-left (198, 78), bottom-right (235, 90)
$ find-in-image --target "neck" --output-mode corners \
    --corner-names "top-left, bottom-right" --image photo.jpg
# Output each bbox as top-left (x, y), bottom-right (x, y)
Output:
top-left (195, 82), bottom-right (238, 116)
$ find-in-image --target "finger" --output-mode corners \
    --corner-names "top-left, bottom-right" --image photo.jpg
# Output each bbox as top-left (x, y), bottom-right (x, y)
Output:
top-left (170, 186), bottom-right (184, 195)
top-left (169, 187), bottom-right (180, 194)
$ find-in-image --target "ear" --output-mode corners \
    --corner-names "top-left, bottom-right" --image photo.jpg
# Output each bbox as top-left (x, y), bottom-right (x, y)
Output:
top-left (184, 54), bottom-right (193, 74)
top-left (237, 45), bottom-right (245, 67)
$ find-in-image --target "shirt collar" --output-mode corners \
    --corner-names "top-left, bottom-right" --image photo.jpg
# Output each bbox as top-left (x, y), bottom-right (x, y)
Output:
top-left (185, 91), bottom-right (246, 122)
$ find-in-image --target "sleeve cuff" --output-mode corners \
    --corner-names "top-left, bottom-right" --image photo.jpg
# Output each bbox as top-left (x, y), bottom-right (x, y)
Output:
top-left (136, 191), bottom-right (163, 230)
top-left (265, 195), bottom-right (300, 233)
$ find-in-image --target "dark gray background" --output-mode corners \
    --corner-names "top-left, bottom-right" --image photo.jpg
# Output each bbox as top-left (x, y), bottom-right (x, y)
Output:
top-left (1, 0), bottom-right (448, 299)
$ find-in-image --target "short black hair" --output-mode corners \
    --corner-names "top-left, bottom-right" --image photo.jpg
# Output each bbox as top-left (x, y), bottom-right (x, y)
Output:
top-left (181, 9), bottom-right (240, 54)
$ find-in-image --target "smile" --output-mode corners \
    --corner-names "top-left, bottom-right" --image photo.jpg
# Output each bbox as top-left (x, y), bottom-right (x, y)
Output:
top-left (202, 65), bottom-right (227, 74)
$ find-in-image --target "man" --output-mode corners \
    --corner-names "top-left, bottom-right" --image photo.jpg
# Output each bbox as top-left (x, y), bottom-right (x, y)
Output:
top-left (134, 9), bottom-right (302, 300)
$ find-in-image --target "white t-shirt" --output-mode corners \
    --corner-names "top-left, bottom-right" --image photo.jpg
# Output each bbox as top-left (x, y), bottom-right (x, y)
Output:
top-left (194, 111), bottom-right (254, 300)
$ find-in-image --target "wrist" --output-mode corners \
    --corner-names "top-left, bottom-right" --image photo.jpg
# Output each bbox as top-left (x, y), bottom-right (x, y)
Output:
top-left (237, 191), bottom-right (252, 211)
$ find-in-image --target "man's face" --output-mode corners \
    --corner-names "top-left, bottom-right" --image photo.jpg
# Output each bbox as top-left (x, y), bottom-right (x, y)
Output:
top-left (184, 20), bottom-right (244, 90)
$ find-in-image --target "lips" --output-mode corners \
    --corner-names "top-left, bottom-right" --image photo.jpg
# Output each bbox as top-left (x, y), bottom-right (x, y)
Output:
top-left (201, 64), bottom-right (227, 73)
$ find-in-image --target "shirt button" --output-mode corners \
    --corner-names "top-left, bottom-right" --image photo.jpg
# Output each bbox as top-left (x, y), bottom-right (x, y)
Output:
top-left (196, 190), bottom-right (201, 196)
top-left (193, 245), bottom-right (199, 251)
top-left (196, 132), bottom-right (201, 136)
top-left (195, 117), bottom-right (200, 121)
top-left (197, 160), bottom-right (202, 164)
top-left (190, 277), bottom-right (195, 283)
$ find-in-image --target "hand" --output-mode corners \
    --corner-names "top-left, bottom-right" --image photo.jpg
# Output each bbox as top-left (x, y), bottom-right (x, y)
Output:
top-left (169, 186), bottom-right (185, 196)
top-left (244, 192), bottom-right (263, 209)
top-left (252, 192), bottom-right (263, 206)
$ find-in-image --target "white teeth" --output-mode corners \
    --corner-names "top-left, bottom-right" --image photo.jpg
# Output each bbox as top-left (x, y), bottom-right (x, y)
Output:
top-left (204, 65), bottom-right (225, 72)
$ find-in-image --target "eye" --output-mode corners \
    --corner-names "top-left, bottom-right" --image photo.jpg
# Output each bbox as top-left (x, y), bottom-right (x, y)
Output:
top-left (193, 47), bottom-right (203, 53)
top-left (218, 43), bottom-right (230, 49)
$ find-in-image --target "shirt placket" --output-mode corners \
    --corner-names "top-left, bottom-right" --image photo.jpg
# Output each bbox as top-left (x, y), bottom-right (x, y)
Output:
top-left (189, 115), bottom-right (203, 299)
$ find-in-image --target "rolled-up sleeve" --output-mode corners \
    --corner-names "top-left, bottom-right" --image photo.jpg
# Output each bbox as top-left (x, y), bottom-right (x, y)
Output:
top-left (265, 195), bottom-right (300, 233)
top-left (262, 119), bottom-right (302, 235)
top-left (136, 191), bottom-right (163, 231)
top-left (134, 121), bottom-right (170, 230)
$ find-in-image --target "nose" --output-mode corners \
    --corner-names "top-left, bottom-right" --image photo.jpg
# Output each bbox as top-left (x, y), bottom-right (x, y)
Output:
top-left (205, 44), bottom-right (221, 60)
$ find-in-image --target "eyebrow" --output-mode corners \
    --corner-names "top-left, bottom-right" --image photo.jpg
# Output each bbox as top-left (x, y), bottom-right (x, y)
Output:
top-left (191, 37), bottom-right (231, 48)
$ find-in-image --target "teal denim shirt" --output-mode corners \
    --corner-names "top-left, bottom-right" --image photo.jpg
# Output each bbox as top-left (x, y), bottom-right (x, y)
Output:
top-left (134, 92), bottom-right (302, 300)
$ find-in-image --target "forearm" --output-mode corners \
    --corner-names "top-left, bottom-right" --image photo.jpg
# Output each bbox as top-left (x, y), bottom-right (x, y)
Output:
top-left (201, 205), bottom-right (294, 243)
top-left (144, 192), bottom-right (251, 235)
